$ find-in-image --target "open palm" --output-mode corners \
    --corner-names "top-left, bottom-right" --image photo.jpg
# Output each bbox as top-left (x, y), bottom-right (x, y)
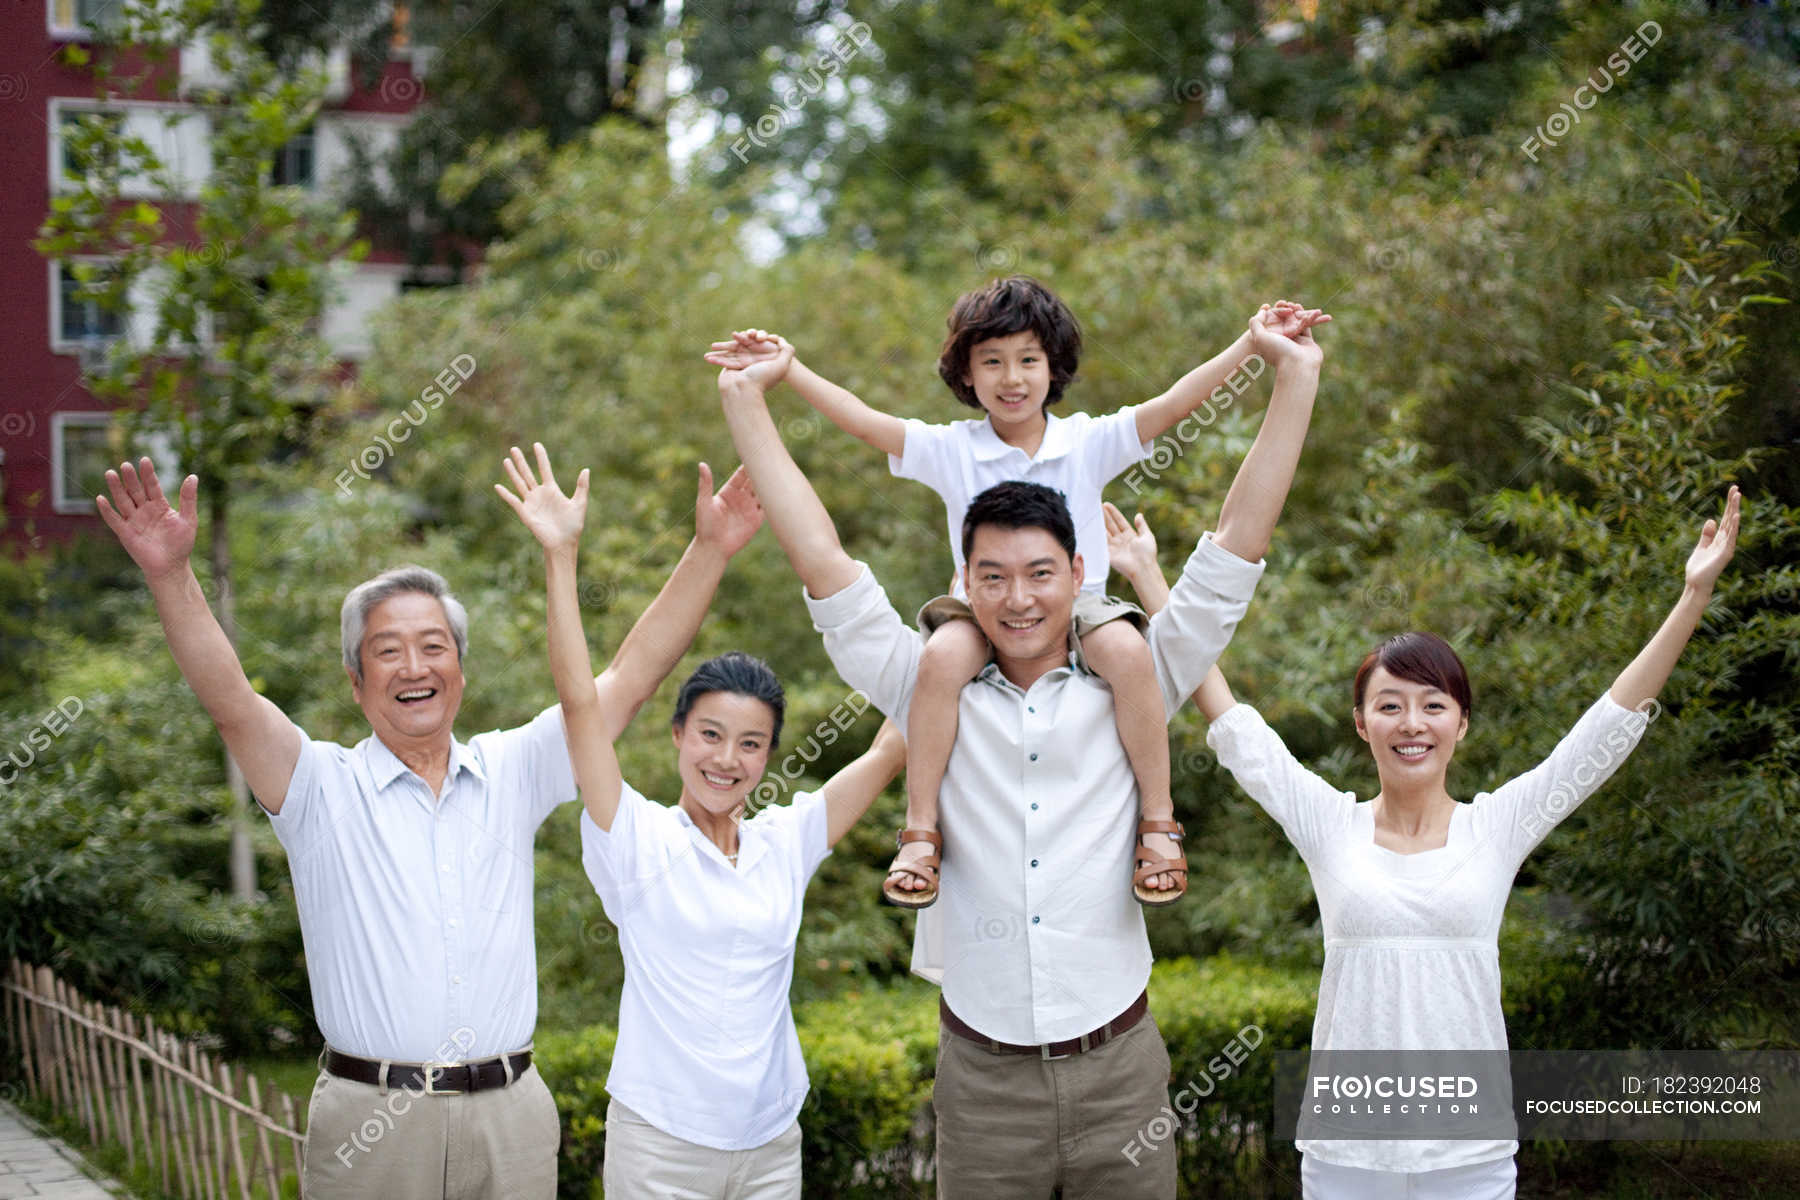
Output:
top-left (496, 443), bottom-right (589, 552)
top-left (695, 462), bottom-right (765, 558)
top-left (96, 458), bottom-right (198, 581)
top-left (1685, 486), bottom-right (1741, 592)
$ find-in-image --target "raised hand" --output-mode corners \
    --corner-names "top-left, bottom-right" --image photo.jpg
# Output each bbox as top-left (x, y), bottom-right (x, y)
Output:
top-left (1103, 501), bottom-right (1159, 584)
top-left (1260, 299), bottom-right (1331, 341)
top-left (97, 458), bottom-right (199, 582)
top-left (1247, 303), bottom-right (1326, 370)
top-left (495, 442), bottom-right (589, 553)
top-left (1685, 486), bottom-right (1741, 594)
top-left (706, 329), bottom-right (796, 390)
top-left (694, 462), bottom-right (765, 558)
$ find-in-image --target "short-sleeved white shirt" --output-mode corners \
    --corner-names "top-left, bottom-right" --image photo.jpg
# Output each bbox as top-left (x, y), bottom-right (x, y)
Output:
top-left (581, 782), bottom-right (833, 1151)
top-left (889, 407), bottom-right (1151, 597)
top-left (268, 703), bottom-right (578, 1062)
top-left (1206, 693), bottom-right (1651, 1173)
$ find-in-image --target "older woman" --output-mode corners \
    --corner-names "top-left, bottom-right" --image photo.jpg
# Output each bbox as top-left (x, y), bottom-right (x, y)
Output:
top-left (498, 443), bottom-right (905, 1199)
top-left (1104, 490), bottom-right (1740, 1200)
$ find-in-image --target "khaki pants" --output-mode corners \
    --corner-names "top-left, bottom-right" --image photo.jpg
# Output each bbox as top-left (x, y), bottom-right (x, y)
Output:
top-left (301, 1063), bottom-right (559, 1199)
top-left (601, 1099), bottom-right (801, 1199)
top-left (933, 1013), bottom-right (1177, 1199)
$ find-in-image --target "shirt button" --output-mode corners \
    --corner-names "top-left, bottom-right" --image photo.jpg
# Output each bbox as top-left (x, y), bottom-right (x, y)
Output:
top-left (440, 864), bottom-right (451, 873)
top-left (452, 975), bottom-right (463, 985)
top-left (1030, 803), bottom-right (1038, 811)
top-left (1031, 916), bottom-right (1040, 925)
top-left (448, 918), bottom-right (460, 928)
top-left (1029, 753), bottom-right (1038, 762)
top-left (1028, 706), bottom-right (1036, 713)
top-left (1030, 859), bottom-right (1038, 867)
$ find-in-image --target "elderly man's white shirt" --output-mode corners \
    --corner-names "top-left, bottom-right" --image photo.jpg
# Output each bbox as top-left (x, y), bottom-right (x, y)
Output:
top-left (804, 532), bottom-right (1263, 1044)
top-left (268, 703), bottom-right (576, 1061)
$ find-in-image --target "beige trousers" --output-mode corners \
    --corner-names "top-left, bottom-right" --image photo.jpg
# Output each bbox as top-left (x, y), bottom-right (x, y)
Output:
top-left (600, 1099), bottom-right (802, 1199)
top-left (300, 1063), bottom-right (559, 1199)
top-left (932, 1013), bottom-right (1178, 1199)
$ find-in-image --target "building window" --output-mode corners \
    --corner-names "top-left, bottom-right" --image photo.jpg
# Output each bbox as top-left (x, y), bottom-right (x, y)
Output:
top-left (56, 262), bottom-right (126, 349)
top-left (271, 130), bottom-right (316, 188)
top-left (58, 107), bottom-right (124, 183)
top-left (50, 0), bottom-right (124, 36)
top-left (50, 413), bottom-right (117, 515)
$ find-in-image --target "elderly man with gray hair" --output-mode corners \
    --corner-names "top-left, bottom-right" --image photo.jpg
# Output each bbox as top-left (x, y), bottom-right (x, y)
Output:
top-left (96, 456), bottom-right (766, 1199)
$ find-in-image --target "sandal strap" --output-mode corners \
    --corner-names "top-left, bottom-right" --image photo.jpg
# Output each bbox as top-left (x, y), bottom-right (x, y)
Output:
top-left (896, 828), bottom-right (944, 850)
top-left (1133, 853), bottom-right (1189, 886)
top-left (1136, 819), bottom-right (1185, 840)
top-left (887, 859), bottom-right (940, 885)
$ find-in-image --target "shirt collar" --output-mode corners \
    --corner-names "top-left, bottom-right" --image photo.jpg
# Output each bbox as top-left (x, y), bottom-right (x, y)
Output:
top-left (674, 804), bottom-right (767, 873)
top-left (968, 411), bottom-right (1075, 463)
top-left (363, 731), bottom-right (485, 793)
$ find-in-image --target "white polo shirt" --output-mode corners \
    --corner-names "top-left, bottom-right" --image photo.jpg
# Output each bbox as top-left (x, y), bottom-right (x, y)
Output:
top-left (581, 781), bottom-right (832, 1151)
top-left (805, 533), bottom-right (1264, 1044)
top-left (268, 703), bottom-right (577, 1062)
top-left (889, 406), bottom-right (1151, 597)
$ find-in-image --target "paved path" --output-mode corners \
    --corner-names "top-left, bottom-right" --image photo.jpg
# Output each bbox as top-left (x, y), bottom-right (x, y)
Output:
top-left (0, 1100), bottom-right (123, 1199)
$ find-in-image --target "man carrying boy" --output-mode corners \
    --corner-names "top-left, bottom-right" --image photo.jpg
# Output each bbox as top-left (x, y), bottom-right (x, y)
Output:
top-left (711, 305), bottom-right (1324, 1197)
top-left (709, 279), bottom-right (1323, 911)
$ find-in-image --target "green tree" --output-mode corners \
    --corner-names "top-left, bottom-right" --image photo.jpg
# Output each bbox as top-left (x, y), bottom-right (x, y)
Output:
top-left (35, 0), bottom-right (364, 900)
top-left (1481, 180), bottom-right (1800, 1044)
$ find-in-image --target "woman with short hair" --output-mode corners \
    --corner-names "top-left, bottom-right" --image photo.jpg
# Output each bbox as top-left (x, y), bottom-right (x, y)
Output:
top-left (1104, 489), bottom-right (1740, 1199)
top-left (499, 443), bottom-right (905, 1199)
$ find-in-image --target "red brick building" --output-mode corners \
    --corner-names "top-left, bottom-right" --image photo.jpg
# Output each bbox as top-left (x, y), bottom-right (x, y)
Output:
top-left (0, 2), bottom-right (433, 549)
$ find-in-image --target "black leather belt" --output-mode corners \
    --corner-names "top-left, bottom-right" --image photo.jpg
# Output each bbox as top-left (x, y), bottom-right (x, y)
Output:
top-left (940, 991), bottom-right (1149, 1060)
top-left (323, 1047), bottom-right (533, 1095)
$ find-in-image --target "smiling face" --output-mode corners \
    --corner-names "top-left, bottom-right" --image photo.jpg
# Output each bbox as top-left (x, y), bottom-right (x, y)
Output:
top-left (349, 591), bottom-right (465, 751)
top-left (962, 524), bottom-right (1081, 677)
top-left (1353, 666), bottom-right (1469, 787)
top-left (671, 691), bottom-right (777, 819)
top-left (963, 331), bottom-right (1052, 437)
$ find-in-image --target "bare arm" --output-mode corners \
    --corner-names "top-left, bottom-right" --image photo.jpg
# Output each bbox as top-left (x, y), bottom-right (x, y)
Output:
top-left (1213, 306), bottom-right (1325, 563)
top-left (590, 462), bottom-right (765, 741)
top-left (1609, 487), bottom-right (1740, 711)
top-left (820, 717), bottom-right (907, 846)
top-left (97, 460), bottom-right (301, 813)
top-left (1106, 499), bottom-right (1236, 721)
top-left (706, 330), bottom-right (907, 459)
top-left (497, 444), bottom-right (625, 828)
top-left (716, 339), bottom-right (863, 600)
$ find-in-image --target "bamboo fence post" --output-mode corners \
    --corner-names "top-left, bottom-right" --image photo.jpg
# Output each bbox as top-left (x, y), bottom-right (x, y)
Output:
top-left (280, 1093), bottom-right (302, 1191)
top-left (165, 1026), bottom-right (203, 1200)
top-left (81, 996), bottom-right (112, 1146)
top-left (146, 1018), bottom-right (175, 1196)
top-left (97, 1000), bottom-right (133, 1170)
top-left (217, 1064), bottom-right (252, 1200)
top-left (34, 967), bottom-right (61, 1112)
top-left (195, 1042), bottom-right (224, 1200)
top-left (126, 1012), bottom-right (152, 1179)
top-left (244, 1073), bottom-right (281, 1200)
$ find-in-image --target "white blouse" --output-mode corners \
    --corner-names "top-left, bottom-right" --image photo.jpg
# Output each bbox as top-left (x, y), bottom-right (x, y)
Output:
top-left (1206, 693), bottom-right (1652, 1172)
top-left (580, 781), bottom-right (831, 1151)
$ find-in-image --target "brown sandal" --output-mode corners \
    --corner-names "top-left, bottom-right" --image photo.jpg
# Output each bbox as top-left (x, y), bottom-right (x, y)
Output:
top-left (1133, 819), bottom-right (1187, 907)
top-left (882, 829), bottom-right (942, 909)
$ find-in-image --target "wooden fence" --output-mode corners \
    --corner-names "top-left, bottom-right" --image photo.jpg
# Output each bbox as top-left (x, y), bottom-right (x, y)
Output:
top-left (1, 959), bottom-right (304, 1199)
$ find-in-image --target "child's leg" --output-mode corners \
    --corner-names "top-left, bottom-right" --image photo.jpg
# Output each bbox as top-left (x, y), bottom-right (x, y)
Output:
top-left (891, 617), bottom-right (990, 896)
top-left (1080, 620), bottom-right (1181, 896)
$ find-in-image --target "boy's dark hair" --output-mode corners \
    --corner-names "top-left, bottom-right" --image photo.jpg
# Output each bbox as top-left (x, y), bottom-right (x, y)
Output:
top-left (937, 276), bottom-right (1083, 411)
top-left (1352, 632), bottom-right (1473, 719)
top-left (672, 651), bottom-right (787, 747)
top-left (961, 482), bottom-right (1077, 564)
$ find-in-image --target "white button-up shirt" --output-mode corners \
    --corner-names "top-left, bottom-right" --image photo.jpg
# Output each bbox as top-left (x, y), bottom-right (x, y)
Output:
top-left (581, 782), bottom-right (832, 1151)
top-left (805, 533), bottom-right (1264, 1044)
top-left (889, 407), bottom-right (1151, 597)
top-left (269, 704), bottom-right (576, 1061)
